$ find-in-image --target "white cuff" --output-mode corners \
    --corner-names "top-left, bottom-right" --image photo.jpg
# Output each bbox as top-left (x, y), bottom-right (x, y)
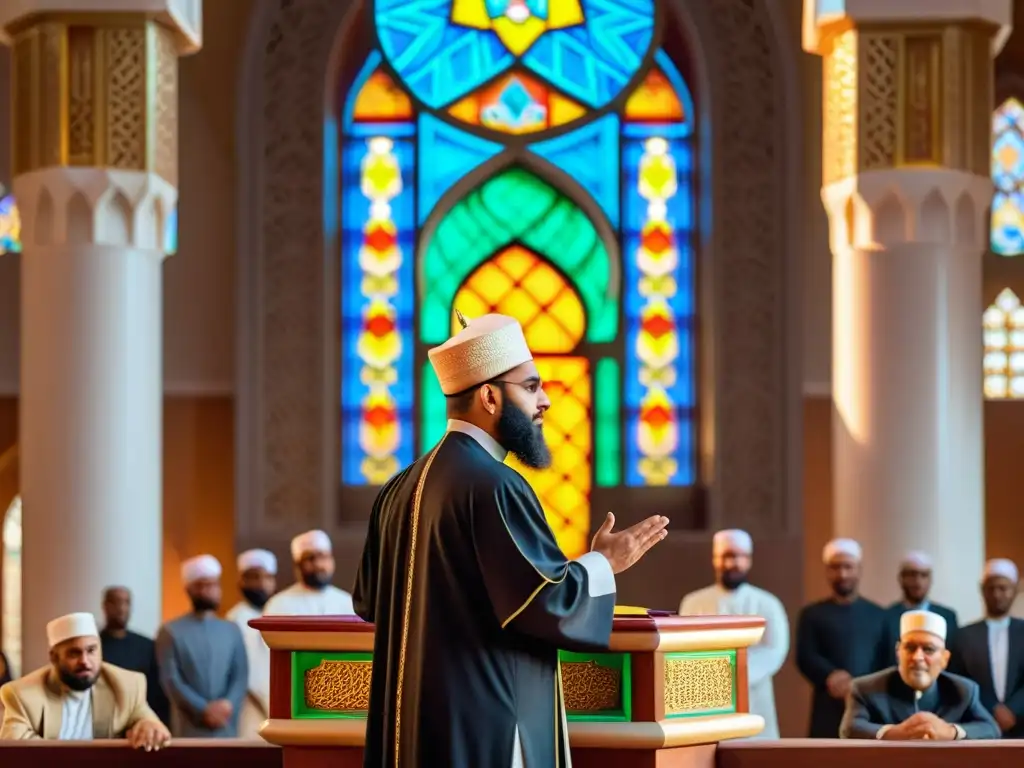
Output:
top-left (875, 725), bottom-right (892, 740)
top-left (575, 551), bottom-right (616, 598)
top-left (953, 724), bottom-right (966, 741)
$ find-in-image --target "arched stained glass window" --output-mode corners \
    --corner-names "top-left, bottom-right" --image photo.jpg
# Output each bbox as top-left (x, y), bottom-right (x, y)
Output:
top-left (984, 288), bottom-right (1024, 399)
top-left (340, 0), bottom-right (700, 556)
top-left (992, 98), bottom-right (1024, 256)
top-left (0, 192), bottom-right (20, 256)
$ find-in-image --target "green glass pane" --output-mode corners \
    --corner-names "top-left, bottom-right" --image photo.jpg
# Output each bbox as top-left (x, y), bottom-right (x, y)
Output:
top-left (420, 362), bottom-right (447, 454)
top-left (420, 167), bottom-right (616, 343)
top-left (594, 358), bottom-right (621, 487)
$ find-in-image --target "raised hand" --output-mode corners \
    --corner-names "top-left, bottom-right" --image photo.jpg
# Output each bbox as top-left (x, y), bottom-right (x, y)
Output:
top-left (590, 512), bottom-right (669, 574)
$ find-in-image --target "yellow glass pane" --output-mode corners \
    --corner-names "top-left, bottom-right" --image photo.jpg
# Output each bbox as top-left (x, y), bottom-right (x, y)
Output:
top-left (453, 246), bottom-right (586, 352)
top-left (548, 0), bottom-right (585, 27)
top-left (505, 356), bottom-right (591, 558)
top-left (549, 94), bottom-right (587, 127)
top-left (624, 67), bottom-right (685, 123)
top-left (451, 0), bottom-right (491, 28)
top-left (492, 16), bottom-right (547, 56)
top-left (352, 69), bottom-right (414, 122)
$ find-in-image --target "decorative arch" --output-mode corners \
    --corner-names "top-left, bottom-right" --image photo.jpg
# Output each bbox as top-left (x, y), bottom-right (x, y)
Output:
top-left (234, 0), bottom-right (804, 555)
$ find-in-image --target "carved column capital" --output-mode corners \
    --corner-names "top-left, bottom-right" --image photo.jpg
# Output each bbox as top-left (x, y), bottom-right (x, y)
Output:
top-left (0, 2), bottom-right (202, 185)
top-left (803, 1), bottom-right (1011, 186)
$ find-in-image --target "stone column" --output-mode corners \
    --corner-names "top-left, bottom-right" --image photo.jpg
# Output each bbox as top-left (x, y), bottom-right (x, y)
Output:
top-left (803, 0), bottom-right (1011, 620)
top-left (0, 3), bottom-right (201, 671)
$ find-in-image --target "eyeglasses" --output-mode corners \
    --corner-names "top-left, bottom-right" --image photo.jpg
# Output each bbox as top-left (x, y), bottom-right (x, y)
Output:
top-left (489, 378), bottom-right (542, 394)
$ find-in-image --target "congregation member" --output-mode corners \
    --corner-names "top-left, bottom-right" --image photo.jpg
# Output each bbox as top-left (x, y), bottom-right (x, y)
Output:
top-left (949, 558), bottom-right (1024, 738)
top-left (0, 612), bottom-right (170, 749)
top-left (679, 528), bottom-right (788, 739)
top-left (796, 538), bottom-right (888, 737)
top-left (0, 650), bottom-right (11, 686)
top-left (226, 548), bottom-right (277, 738)
top-left (264, 529), bottom-right (354, 616)
top-left (156, 555), bottom-right (248, 738)
top-left (840, 610), bottom-right (999, 740)
top-left (355, 312), bottom-right (669, 767)
top-left (882, 551), bottom-right (958, 664)
top-left (99, 586), bottom-right (170, 725)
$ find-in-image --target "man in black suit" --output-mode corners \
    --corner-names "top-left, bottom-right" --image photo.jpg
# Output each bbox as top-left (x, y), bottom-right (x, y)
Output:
top-left (882, 551), bottom-right (958, 664)
top-left (949, 558), bottom-right (1024, 738)
top-left (841, 610), bottom-right (999, 740)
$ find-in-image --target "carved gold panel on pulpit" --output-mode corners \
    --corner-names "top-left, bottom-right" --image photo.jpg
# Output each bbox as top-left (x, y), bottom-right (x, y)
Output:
top-left (663, 651), bottom-right (735, 717)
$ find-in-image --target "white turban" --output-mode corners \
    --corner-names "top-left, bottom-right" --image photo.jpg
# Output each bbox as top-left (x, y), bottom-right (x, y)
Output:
top-left (237, 548), bottom-right (277, 575)
top-left (291, 529), bottom-right (332, 562)
top-left (823, 538), bottom-right (862, 564)
top-left (900, 609), bottom-right (947, 642)
top-left (427, 313), bottom-right (533, 395)
top-left (46, 612), bottom-right (99, 648)
top-left (713, 529), bottom-right (752, 556)
top-left (900, 551), bottom-right (932, 570)
top-left (181, 554), bottom-right (222, 585)
top-left (984, 558), bottom-right (1019, 584)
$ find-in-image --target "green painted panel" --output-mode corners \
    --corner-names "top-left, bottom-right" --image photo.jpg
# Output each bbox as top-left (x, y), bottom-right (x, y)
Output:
top-left (420, 167), bottom-right (617, 344)
top-left (594, 358), bottom-right (621, 486)
top-left (420, 361), bottom-right (447, 455)
top-left (663, 650), bottom-right (737, 718)
top-left (558, 650), bottom-right (632, 722)
top-left (291, 651), bottom-right (371, 720)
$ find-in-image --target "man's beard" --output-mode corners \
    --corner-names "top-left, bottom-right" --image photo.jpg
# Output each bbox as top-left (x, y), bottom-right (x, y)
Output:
top-left (497, 401), bottom-right (551, 469)
top-left (720, 570), bottom-right (748, 591)
top-left (833, 581), bottom-right (856, 598)
top-left (59, 668), bottom-right (98, 692)
top-left (302, 571), bottom-right (333, 590)
top-left (242, 588), bottom-right (270, 609)
top-left (191, 596), bottom-right (219, 613)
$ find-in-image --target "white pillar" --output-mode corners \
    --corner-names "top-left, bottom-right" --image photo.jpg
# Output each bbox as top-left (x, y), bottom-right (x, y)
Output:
top-left (17, 169), bottom-right (174, 669)
top-left (804, 0), bottom-right (1011, 621)
top-left (0, 3), bottom-right (201, 672)
top-left (824, 170), bottom-right (992, 620)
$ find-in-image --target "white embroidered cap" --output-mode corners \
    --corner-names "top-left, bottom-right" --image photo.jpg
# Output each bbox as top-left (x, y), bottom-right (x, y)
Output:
top-left (427, 313), bottom-right (533, 396)
top-left (900, 550), bottom-right (932, 570)
top-left (822, 538), bottom-right (862, 564)
top-left (237, 548), bottom-right (277, 575)
top-left (46, 612), bottom-right (99, 648)
top-left (984, 558), bottom-right (1019, 584)
top-left (712, 529), bottom-right (753, 556)
top-left (181, 554), bottom-right (222, 585)
top-left (900, 610), bottom-right (947, 642)
top-left (291, 529), bottom-right (332, 562)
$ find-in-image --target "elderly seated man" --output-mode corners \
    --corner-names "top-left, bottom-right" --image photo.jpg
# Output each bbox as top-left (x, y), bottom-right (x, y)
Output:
top-left (840, 610), bottom-right (1000, 740)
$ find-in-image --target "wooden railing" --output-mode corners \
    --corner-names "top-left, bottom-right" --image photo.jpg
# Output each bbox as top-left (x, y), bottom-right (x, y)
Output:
top-left (1, 738), bottom-right (1024, 767)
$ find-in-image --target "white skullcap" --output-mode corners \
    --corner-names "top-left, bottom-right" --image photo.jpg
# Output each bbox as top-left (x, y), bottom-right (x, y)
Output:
top-left (823, 538), bottom-right (862, 564)
top-left (237, 548), bottom-right (277, 575)
top-left (181, 554), bottom-right (222, 585)
top-left (291, 529), bottom-right (332, 562)
top-left (427, 313), bottom-right (533, 395)
top-left (713, 529), bottom-right (752, 556)
top-left (900, 610), bottom-right (947, 642)
top-left (900, 551), bottom-right (932, 570)
top-left (46, 612), bottom-right (99, 648)
top-left (984, 558), bottom-right (1019, 583)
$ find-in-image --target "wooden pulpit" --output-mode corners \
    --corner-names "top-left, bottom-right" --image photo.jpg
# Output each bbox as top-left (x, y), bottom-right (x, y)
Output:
top-left (251, 611), bottom-right (765, 768)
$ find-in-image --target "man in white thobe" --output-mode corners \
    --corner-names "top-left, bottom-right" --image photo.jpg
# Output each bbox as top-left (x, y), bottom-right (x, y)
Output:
top-left (264, 530), bottom-right (355, 616)
top-left (679, 529), bottom-right (789, 739)
top-left (225, 549), bottom-right (277, 738)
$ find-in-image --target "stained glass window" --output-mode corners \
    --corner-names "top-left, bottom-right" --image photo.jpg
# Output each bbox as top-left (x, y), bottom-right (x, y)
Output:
top-left (984, 288), bottom-right (1024, 399)
top-left (340, 1), bottom-right (698, 556)
top-left (992, 98), bottom-right (1024, 256)
top-left (0, 193), bottom-right (21, 256)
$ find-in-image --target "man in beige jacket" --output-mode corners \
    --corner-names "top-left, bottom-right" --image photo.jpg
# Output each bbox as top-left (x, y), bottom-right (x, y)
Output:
top-left (0, 612), bottom-right (170, 750)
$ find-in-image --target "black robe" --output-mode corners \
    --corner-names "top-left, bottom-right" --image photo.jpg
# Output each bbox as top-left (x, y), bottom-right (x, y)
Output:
top-left (796, 597), bottom-right (888, 738)
top-left (354, 430), bottom-right (616, 768)
top-left (100, 628), bottom-right (171, 725)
